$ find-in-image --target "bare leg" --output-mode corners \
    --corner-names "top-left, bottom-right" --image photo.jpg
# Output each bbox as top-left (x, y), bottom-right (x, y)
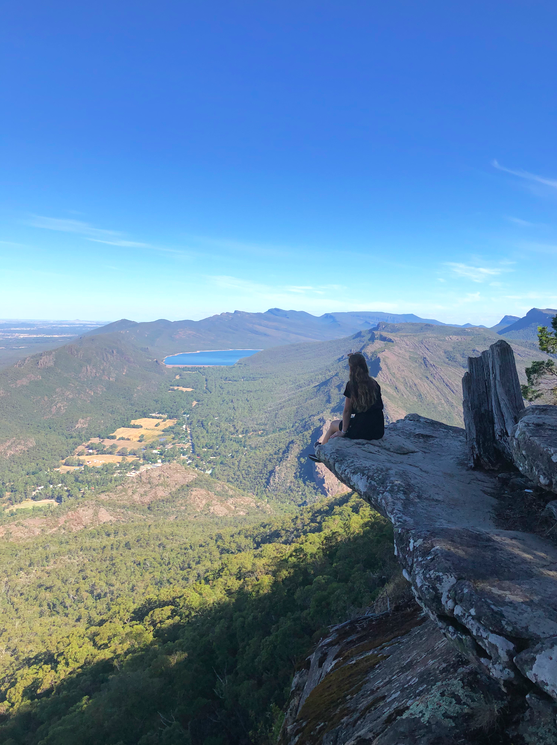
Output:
top-left (322, 419), bottom-right (341, 444)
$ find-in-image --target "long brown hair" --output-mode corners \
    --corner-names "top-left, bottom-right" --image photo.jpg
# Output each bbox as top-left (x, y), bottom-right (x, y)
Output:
top-left (348, 353), bottom-right (378, 412)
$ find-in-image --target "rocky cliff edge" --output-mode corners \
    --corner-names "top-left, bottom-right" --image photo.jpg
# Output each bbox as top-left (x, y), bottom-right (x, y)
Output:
top-left (281, 340), bottom-right (557, 744)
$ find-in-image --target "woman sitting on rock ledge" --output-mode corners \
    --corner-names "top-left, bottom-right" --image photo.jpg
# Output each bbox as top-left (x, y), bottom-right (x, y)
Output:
top-left (310, 353), bottom-right (384, 459)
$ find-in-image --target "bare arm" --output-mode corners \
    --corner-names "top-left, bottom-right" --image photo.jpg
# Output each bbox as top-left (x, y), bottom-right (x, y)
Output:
top-left (329, 397), bottom-right (353, 441)
top-left (342, 396), bottom-right (352, 434)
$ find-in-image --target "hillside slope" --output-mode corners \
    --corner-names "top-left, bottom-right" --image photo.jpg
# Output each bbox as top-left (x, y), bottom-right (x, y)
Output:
top-left (361, 323), bottom-right (541, 424)
top-left (490, 313), bottom-right (520, 333)
top-left (0, 333), bottom-right (172, 478)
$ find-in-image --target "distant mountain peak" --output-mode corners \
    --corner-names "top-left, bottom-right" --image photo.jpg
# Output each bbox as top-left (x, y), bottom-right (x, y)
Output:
top-left (83, 319), bottom-right (139, 337)
top-left (497, 307), bottom-right (557, 341)
top-left (320, 313), bottom-right (340, 325)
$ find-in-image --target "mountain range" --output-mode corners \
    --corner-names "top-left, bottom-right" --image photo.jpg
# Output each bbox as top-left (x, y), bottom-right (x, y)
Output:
top-left (2, 308), bottom-right (553, 372)
top-left (83, 307), bottom-right (556, 358)
top-left (84, 309), bottom-right (452, 355)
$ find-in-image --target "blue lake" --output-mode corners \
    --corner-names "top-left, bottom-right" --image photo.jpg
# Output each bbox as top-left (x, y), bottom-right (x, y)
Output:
top-left (164, 349), bottom-right (261, 366)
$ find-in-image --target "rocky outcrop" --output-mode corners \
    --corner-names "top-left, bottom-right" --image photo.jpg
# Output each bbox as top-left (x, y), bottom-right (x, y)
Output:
top-left (310, 413), bottom-right (557, 712)
top-left (463, 340), bottom-right (557, 494)
top-left (316, 419), bottom-right (555, 690)
top-left (280, 600), bottom-right (513, 745)
top-left (462, 339), bottom-right (525, 468)
top-left (312, 422), bottom-right (351, 496)
top-left (511, 405), bottom-right (557, 494)
top-left (312, 460), bottom-right (349, 497)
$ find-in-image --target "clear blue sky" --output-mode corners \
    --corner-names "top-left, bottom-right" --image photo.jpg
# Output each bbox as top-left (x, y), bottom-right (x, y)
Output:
top-left (1, 1), bottom-right (556, 326)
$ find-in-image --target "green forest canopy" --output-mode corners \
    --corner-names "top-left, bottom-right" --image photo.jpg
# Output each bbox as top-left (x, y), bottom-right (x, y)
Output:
top-left (0, 494), bottom-right (397, 745)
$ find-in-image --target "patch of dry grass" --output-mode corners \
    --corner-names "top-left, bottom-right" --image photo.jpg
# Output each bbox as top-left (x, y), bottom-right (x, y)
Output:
top-left (111, 418), bottom-right (177, 442)
top-left (6, 499), bottom-right (58, 511)
top-left (77, 454), bottom-right (135, 466)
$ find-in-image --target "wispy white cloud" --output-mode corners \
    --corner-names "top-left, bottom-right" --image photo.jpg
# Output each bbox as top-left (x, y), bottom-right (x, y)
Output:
top-left (444, 262), bottom-right (509, 283)
top-left (209, 276), bottom-right (397, 313)
top-left (461, 292), bottom-right (482, 303)
top-left (517, 241), bottom-right (557, 255)
top-left (503, 292), bottom-right (557, 303)
top-left (505, 216), bottom-right (543, 227)
top-left (284, 284), bottom-right (346, 295)
top-left (26, 215), bottom-right (183, 253)
top-left (285, 285), bottom-right (322, 294)
top-left (28, 216), bottom-right (122, 240)
top-left (86, 238), bottom-right (154, 248)
top-left (187, 234), bottom-right (291, 258)
top-left (493, 160), bottom-right (557, 190)
top-left (212, 276), bottom-right (346, 297)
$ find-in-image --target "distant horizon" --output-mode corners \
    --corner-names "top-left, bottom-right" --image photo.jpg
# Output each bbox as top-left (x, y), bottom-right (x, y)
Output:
top-left (3, 305), bottom-right (555, 329)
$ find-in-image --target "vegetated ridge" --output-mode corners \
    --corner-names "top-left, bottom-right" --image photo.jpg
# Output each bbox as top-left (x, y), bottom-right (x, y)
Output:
top-left (0, 333), bottom-right (173, 481)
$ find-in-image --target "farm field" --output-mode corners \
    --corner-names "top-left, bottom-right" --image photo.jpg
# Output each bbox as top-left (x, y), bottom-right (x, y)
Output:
top-left (76, 454), bottom-right (135, 466)
top-left (6, 498), bottom-right (58, 511)
top-left (83, 438), bottom-right (138, 450)
top-left (111, 417), bottom-right (177, 442)
top-left (60, 417), bottom-right (182, 470)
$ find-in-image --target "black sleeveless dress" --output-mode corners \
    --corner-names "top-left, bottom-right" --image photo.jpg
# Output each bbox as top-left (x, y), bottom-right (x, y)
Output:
top-left (342, 381), bottom-right (384, 441)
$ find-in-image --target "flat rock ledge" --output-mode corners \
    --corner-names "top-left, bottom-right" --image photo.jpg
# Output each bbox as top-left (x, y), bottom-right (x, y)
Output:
top-left (315, 415), bottom-right (557, 703)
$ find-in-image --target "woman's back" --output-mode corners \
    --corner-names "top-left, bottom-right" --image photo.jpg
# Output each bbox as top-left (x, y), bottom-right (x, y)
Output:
top-left (343, 354), bottom-right (384, 441)
top-left (310, 352), bottom-right (385, 452)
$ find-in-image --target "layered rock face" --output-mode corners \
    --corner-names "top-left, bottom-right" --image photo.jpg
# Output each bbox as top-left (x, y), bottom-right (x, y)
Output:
top-left (281, 340), bottom-right (557, 744)
top-left (280, 600), bottom-right (510, 745)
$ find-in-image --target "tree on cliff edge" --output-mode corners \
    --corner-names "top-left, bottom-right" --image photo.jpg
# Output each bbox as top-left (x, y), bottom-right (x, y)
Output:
top-left (522, 314), bottom-right (557, 402)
